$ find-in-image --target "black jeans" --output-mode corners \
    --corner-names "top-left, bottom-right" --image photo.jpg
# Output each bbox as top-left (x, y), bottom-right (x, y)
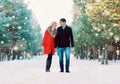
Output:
top-left (46, 52), bottom-right (52, 71)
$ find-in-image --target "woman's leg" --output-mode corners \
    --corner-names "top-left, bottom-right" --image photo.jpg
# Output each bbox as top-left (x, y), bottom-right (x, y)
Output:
top-left (48, 52), bottom-right (52, 69)
top-left (46, 52), bottom-right (52, 72)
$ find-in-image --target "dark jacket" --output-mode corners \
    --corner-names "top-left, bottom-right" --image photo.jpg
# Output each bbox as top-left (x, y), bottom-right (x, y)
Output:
top-left (55, 25), bottom-right (74, 48)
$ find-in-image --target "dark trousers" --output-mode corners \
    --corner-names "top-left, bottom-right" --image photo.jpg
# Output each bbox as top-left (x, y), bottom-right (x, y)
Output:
top-left (46, 52), bottom-right (52, 71)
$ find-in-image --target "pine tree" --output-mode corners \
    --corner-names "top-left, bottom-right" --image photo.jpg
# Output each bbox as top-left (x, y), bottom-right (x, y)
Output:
top-left (0, 0), bottom-right (42, 60)
top-left (73, 0), bottom-right (120, 63)
top-left (72, 0), bottom-right (99, 59)
top-left (85, 0), bottom-right (120, 43)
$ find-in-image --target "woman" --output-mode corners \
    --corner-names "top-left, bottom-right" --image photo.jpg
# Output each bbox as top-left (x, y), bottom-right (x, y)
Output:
top-left (42, 22), bottom-right (57, 72)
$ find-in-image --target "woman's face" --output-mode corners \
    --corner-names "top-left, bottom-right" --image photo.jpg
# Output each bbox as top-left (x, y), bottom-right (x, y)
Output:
top-left (52, 23), bottom-right (57, 29)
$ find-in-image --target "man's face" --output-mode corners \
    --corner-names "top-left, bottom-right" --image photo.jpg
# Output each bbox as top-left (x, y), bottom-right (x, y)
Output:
top-left (60, 21), bottom-right (66, 26)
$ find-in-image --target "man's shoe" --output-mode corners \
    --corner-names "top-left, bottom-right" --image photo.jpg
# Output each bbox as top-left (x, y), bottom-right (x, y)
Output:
top-left (66, 71), bottom-right (70, 73)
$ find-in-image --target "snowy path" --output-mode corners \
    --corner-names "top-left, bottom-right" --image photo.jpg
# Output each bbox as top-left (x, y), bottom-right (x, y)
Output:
top-left (0, 55), bottom-right (120, 84)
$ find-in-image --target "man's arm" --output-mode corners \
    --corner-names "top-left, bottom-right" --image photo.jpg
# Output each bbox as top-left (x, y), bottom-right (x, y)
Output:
top-left (70, 28), bottom-right (74, 47)
top-left (55, 28), bottom-right (59, 48)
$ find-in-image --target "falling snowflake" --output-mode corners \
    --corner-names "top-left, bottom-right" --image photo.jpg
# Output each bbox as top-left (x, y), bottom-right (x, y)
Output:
top-left (1, 41), bottom-right (4, 44)
top-left (25, 17), bottom-right (28, 20)
top-left (3, 34), bottom-right (6, 37)
top-left (6, 23), bottom-right (10, 27)
top-left (18, 26), bottom-right (22, 29)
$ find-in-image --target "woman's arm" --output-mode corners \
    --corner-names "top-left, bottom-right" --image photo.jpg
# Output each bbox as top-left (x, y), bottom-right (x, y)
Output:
top-left (42, 30), bottom-right (48, 46)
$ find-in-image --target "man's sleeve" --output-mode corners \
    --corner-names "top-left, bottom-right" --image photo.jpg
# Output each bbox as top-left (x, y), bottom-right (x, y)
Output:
top-left (55, 28), bottom-right (59, 48)
top-left (70, 28), bottom-right (74, 47)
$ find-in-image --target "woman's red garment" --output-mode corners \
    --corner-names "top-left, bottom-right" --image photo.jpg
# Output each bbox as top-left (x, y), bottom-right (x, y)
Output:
top-left (42, 29), bottom-right (55, 55)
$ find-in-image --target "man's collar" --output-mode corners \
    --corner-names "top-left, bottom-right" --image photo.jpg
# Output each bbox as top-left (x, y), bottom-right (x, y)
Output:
top-left (62, 25), bottom-right (67, 29)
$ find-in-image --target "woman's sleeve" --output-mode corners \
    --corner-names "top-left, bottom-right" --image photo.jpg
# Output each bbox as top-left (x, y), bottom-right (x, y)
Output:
top-left (42, 30), bottom-right (48, 46)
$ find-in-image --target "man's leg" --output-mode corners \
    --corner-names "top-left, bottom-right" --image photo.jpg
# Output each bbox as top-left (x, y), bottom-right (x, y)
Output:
top-left (57, 48), bottom-right (64, 72)
top-left (65, 47), bottom-right (70, 72)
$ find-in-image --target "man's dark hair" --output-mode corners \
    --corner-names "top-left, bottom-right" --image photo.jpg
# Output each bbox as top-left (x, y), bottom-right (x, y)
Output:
top-left (60, 18), bottom-right (66, 22)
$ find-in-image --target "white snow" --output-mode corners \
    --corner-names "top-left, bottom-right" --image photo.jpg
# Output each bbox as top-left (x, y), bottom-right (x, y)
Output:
top-left (0, 55), bottom-right (120, 84)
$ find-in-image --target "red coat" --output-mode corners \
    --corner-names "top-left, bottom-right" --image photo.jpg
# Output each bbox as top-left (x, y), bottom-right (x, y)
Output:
top-left (42, 29), bottom-right (55, 55)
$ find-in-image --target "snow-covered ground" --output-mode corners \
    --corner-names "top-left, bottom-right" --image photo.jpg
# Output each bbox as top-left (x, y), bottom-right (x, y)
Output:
top-left (0, 55), bottom-right (120, 84)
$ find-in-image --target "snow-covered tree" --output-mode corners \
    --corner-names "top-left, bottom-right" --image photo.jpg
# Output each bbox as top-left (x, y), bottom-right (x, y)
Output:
top-left (0, 0), bottom-right (42, 60)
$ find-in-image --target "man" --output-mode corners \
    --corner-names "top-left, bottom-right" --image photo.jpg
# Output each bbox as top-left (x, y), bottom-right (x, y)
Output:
top-left (55, 18), bottom-right (74, 73)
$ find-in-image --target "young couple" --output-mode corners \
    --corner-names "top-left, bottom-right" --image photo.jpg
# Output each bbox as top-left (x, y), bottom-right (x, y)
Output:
top-left (42, 18), bottom-right (74, 73)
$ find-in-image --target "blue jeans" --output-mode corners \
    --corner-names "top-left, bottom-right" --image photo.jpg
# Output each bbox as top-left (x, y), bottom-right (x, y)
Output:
top-left (57, 47), bottom-right (70, 71)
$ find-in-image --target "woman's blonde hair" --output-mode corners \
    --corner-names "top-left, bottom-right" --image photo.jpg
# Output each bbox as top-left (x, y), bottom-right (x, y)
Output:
top-left (48, 21), bottom-right (57, 28)
top-left (47, 21), bottom-right (57, 37)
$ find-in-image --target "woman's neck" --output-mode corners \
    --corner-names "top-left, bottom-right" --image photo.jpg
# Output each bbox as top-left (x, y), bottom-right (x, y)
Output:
top-left (52, 28), bottom-right (55, 31)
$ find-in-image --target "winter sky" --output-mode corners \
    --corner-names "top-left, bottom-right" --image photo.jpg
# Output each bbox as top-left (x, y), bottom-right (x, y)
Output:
top-left (25, 0), bottom-right (73, 32)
